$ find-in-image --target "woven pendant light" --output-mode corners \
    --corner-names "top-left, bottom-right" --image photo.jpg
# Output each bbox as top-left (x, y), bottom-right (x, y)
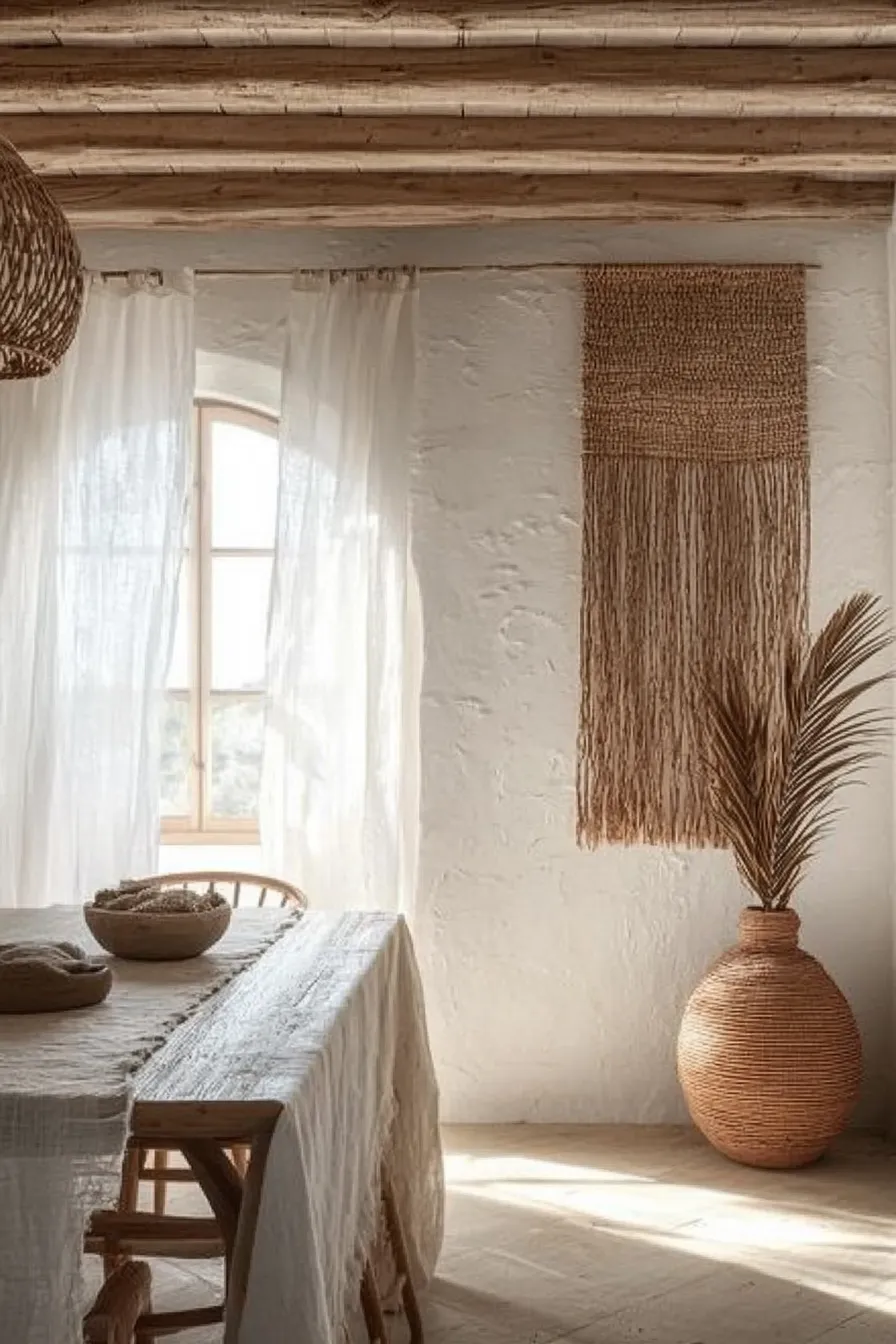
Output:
top-left (0, 138), bottom-right (84, 380)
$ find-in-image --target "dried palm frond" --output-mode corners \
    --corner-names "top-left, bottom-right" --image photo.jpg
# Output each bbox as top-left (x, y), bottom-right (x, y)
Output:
top-left (705, 592), bottom-right (891, 909)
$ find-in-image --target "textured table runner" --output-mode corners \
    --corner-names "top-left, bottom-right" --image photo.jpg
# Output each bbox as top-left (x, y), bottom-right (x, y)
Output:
top-left (0, 906), bottom-right (296, 1343)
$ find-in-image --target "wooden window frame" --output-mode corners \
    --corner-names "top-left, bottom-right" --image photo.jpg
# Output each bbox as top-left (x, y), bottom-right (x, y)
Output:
top-left (162, 400), bottom-right (277, 846)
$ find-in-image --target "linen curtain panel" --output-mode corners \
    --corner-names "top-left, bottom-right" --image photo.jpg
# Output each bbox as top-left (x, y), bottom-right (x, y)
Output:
top-left (263, 269), bottom-right (420, 913)
top-left (0, 272), bottom-right (194, 907)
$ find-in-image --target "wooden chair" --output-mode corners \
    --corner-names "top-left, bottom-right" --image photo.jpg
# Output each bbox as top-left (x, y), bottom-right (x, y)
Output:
top-left (125, 871), bottom-right (307, 1218)
top-left (83, 1260), bottom-right (152, 1344)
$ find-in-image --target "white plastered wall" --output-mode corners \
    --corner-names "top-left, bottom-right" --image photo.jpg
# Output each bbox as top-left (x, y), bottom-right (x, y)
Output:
top-left (81, 223), bottom-right (894, 1126)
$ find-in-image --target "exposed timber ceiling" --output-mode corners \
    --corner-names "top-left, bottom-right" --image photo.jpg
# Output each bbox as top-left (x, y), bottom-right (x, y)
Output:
top-left (1, 3), bottom-right (896, 228)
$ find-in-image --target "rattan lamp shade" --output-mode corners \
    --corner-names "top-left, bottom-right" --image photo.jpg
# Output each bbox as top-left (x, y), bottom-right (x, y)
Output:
top-left (0, 138), bottom-right (83, 380)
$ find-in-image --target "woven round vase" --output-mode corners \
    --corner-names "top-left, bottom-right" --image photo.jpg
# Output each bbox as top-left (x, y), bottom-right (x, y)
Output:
top-left (677, 908), bottom-right (861, 1169)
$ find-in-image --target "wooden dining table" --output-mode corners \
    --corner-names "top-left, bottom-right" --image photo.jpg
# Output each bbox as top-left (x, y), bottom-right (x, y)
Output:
top-left (0, 905), bottom-right (444, 1344)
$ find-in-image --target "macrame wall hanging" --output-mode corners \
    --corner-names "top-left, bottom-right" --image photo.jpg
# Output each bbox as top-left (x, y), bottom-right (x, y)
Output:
top-left (577, 263), bottom-right (808, 848)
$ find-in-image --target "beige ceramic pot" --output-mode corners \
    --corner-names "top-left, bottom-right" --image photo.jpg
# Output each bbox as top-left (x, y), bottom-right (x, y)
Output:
top-left (677, 907), bottom-right (861, 1169)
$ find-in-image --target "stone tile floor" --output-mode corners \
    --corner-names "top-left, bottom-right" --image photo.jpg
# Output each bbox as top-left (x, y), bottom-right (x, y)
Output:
top-left (126, 1125), bottom-right (896, 1342)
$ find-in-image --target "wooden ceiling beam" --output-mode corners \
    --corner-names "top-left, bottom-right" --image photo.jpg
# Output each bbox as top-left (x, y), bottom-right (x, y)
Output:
top-left (3, 4), bottom-right (896, 46)
top-left (13, 113), bottom-right (896, 177)
top-left (4, 46), bottom-right (896, 116)
top-left (48, 172), bottom-right (893, 228)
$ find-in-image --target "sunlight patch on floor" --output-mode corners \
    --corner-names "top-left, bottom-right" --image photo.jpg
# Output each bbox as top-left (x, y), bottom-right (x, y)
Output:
top-left (442, 1139), bottom-right (896, 1321)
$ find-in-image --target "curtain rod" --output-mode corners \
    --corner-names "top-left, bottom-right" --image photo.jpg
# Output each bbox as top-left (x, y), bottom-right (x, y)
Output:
top-left (95, 260), bottom-right (821, 279)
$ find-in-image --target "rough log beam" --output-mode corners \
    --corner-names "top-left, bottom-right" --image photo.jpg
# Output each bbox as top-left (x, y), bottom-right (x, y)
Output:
top-left (4, 47), bottom-right (896, 115)
top-left (3, 4), bottom-right (896, 46)
top-left (49, 173), bottom-right (893, 228)
top-left (12, 113), bottom-right (896, 176)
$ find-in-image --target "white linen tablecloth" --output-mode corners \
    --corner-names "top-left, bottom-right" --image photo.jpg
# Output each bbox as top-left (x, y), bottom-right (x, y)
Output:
top-left (137, 910), bottom-right (444, 1344)
top-left (0, 907), bottom-right (443, 1344)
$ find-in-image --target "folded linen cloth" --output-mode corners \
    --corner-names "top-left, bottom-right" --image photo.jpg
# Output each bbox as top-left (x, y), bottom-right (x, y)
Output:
top-left (0, 941), bottom-right (106, 974)
top-left (0, 941), bottom-right (112, 1013)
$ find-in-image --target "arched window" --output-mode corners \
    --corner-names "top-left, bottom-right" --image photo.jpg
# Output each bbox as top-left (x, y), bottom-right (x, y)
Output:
top-left (161, 401), bottom-right (278, 851)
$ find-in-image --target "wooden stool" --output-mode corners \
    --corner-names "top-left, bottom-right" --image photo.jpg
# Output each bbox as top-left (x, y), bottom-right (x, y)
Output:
top-left (83, 1260), bottom-right (152, 1344)
top-left (87, 1175), bottom-right (422, 1343)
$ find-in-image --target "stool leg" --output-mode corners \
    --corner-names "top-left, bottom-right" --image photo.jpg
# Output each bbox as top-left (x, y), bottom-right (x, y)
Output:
top-left (360, 1261), bottom-right (389, 1344)
top-left (151, 1149), bottom-right (168, 1217)
top-left (381, 1172), bottom-right (424, 1344)
top-left (104, 1148), bottom-right (142, 1278)
top-left (119, 1148), bottom-right (141, 1213)
top-left (134, 1274), bottom-right (155, 1344)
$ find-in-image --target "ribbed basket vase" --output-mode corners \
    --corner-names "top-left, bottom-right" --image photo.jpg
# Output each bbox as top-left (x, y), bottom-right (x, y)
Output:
top-left (677, 907), bottom-right (861, 1169)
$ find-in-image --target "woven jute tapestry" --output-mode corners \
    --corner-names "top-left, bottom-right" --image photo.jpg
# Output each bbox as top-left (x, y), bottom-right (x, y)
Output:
top-left (578, 263), bottom-right (808, 848)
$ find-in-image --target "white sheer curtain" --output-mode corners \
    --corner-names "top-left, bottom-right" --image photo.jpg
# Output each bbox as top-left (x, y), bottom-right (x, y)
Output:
top-left (263, 269), bottom-right (421, 913)
top-left (0, 272), bottom-right (194, 907)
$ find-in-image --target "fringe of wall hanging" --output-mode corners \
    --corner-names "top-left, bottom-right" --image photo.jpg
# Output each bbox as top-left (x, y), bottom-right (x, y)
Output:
top-left (577, 263), bottom-right (809, 848)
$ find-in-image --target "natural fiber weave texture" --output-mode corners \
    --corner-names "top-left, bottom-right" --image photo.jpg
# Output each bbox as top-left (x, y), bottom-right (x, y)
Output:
top-left (0, 138), bottom-right (83, 380)
top-left (578, 263), bottom-right (808, 847)
top-left (0, 941), bottom-right (111, 1014)
top-left (677, 908), bottom-right (861, 1169)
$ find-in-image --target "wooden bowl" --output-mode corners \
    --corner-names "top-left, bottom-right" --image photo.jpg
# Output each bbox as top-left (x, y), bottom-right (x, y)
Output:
top-left (0, 944), bottom-right (112, 1013)
top-left (84, 902), bottom-right (232, 961)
